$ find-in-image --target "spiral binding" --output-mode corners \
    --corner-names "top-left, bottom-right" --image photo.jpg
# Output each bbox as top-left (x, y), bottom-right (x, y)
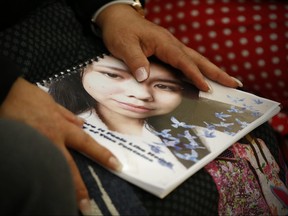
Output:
top-left (37, 53), bottom-right (106, 87)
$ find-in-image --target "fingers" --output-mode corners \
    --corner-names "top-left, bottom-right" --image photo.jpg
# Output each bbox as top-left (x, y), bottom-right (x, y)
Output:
top-left (142, 33), bottom-right (242, 91)
top-left (151, 40), bottom-right (211, 91)
top-left (144, 30), bottom-right (242, 91)
top-left (4, 78), bottom-right (121, 213)
top-left (60, 145), bottom-right (98, 215)
top-left (111, 36), bottom-right (151, 82)
top-left (126, 54), bottom-right (150, 83)
top-left (57, 104), bottom-right (84, 127)
top-left (97, 4), bottom-right (154, 82)
top-left (65, 124), bottom-right (122, 172)
top-left (59, 120), bottom-right (122, 213)
top-left (60, 147), bottom-right (90, 203)
top-left (184, 47), bottom-right (243, 89)
top-left (99, 3), bottom-right (243, 91)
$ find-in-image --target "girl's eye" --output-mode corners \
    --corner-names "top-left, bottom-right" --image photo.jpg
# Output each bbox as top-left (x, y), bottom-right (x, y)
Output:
top-left (155, 84), bottom-right (182, 92)
top-left (155, 84), bottom-right (170, 90)
top-left (102, 72), bottom-right (121, 79)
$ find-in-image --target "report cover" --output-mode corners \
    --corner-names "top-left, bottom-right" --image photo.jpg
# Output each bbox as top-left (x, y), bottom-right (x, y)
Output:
top-left (37, 54), bottom-right (281, 198)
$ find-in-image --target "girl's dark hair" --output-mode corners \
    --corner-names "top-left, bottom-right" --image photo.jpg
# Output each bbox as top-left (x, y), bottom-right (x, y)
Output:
top-left (49, 70), bottom-right (96, 114)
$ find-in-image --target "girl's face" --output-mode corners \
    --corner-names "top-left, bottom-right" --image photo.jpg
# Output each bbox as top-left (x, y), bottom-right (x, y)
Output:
top-left (82, 56), bottom-right (183, 119)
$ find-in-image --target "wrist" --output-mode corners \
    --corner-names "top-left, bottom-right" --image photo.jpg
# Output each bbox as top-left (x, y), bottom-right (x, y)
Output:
top-left (91, 0), bottom-right (144, 37)
top-left (92, 0), bottom-right (144, 25)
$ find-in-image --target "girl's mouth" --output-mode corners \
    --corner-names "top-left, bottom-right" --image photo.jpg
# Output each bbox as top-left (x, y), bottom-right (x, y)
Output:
top-left (116, 101), bottom-right (153, 113)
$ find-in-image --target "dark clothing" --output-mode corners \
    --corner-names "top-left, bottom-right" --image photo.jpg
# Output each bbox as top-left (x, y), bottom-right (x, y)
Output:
top-left (0, 56), bottom-right (21, 104)
top-left (0, 0), bottom-right (112, 104)
top-left (0, 0), bottom-right (145, 104)
top-left (0, 119), bottom-right (77, 215)
top-left (0, 0), bottom-right (112, 214)
top-left (0, 1), bottom-right (286, 215)
top-left (0, 0), bottom-right (112, 30)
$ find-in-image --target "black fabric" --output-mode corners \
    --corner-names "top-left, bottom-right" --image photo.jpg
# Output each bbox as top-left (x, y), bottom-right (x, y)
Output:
top-left (71, 142), bottom-right (219, 216)
top-left (67, 0), bottom-right (117, 32)
top-left (0, 119), bottom-right (77, 215)
top-left (0, 55), bottom-right (21, 104)
top-left (0, 0), bottom-right (107, 84)
top-left (249, 122), bottom-right (287, 184)
top-left (71, 150), bottom-right (149, 216)
top-left (0, 0), bottom-right (51, 30)
top-left (133, 169), bottom-right (218, 216)
top-left (67, 0), bottom-right (146, 35)
top-left (0, 0), bottom-right (142, 102)
top-left (68, 0), bottom-right (146, 26)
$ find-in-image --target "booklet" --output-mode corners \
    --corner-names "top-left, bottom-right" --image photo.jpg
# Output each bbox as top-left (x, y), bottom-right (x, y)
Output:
top-left (37, 54), bottom-right (281, 198)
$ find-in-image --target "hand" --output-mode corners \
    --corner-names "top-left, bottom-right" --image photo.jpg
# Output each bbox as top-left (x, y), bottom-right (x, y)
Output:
top-left (0, 78), bottom-right (122, 212)
top-left (96, 4), bottom-right (243, 92)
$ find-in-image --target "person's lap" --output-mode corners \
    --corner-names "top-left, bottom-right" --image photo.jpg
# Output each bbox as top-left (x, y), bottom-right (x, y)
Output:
top-left (0, 119), bottom-right (77, 215)
top-left (72, 122), bottom-right (287, 215)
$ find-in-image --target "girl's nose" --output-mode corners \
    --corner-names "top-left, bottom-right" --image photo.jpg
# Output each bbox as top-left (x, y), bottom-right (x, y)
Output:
top-left (126, 80), bottom-right (153, 101)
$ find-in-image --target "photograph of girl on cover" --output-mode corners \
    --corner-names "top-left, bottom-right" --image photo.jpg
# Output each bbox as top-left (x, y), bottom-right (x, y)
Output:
top-left (48, 54), bottom-right (207, 171)
top-left (48, 54), bottom-right (260, 171)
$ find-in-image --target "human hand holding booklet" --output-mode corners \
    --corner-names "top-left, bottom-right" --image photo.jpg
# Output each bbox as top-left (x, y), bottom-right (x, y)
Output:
top-left (38, 54), bottom-right (281, 198)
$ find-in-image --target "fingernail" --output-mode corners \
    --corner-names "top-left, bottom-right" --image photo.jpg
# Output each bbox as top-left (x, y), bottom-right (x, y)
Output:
top-left (207, 82), bottom-right (213, 93)
top-left (135, 67), bottom-right (148, 82)
top-left (77, 117), bottom-right (85, 124)
top-left (79, 199), bottom-right (92, 216)
top-left (231, 77), bottom-right (243, 87)
top-left (109, 156), bottom-right (123, 172)
top-left (77, 116), bottom-right (85, 121)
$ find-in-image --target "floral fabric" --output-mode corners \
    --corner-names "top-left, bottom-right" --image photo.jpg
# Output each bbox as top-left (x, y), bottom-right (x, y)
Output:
top-left (205, 135), bottom-right (288, 215)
